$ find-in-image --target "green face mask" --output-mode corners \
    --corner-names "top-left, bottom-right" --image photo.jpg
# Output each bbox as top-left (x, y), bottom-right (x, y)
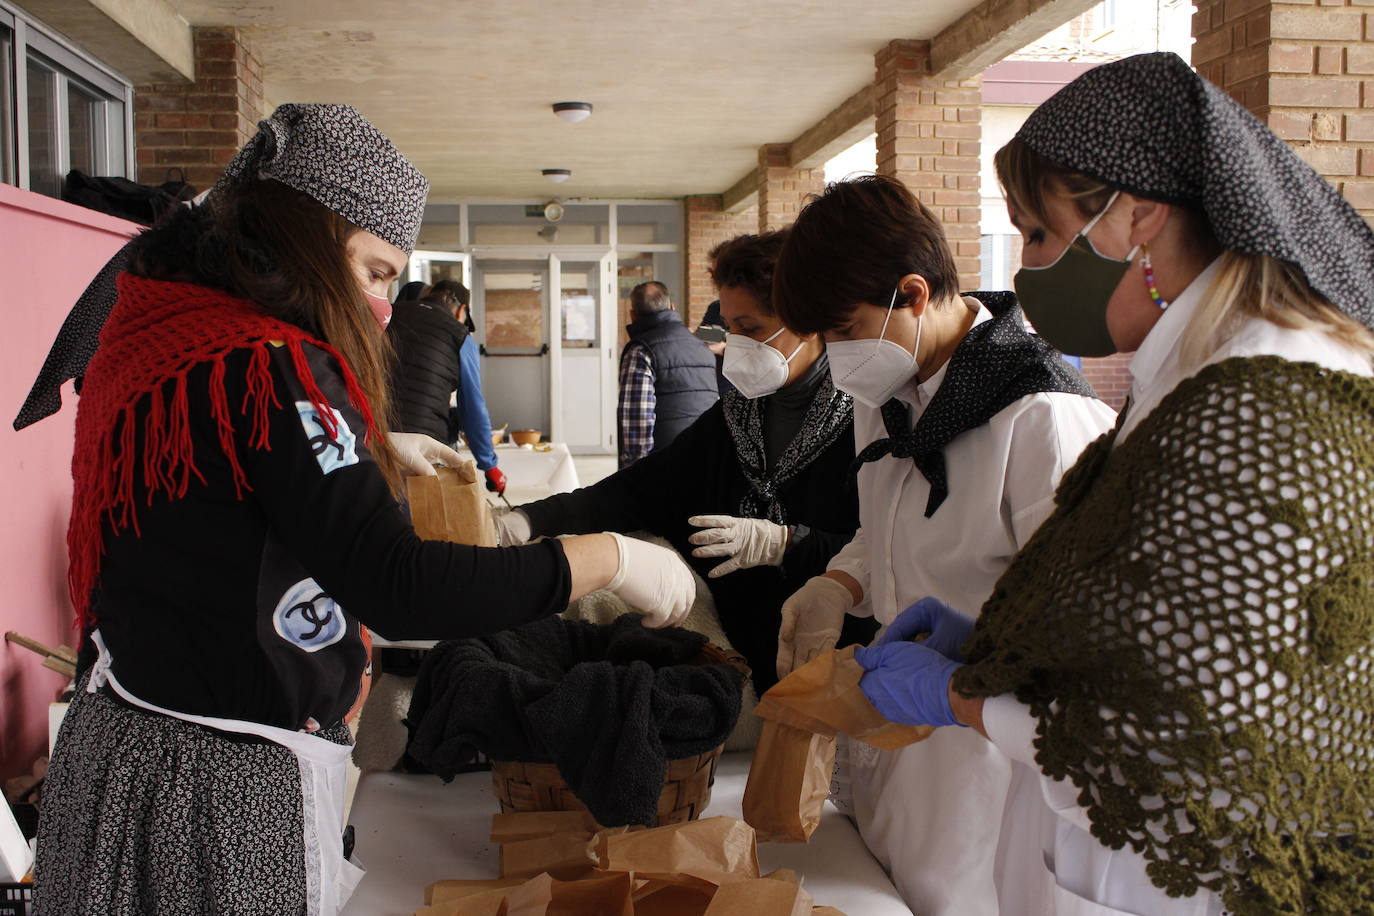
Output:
top-left (1013, 191), bottom-right (1137, 358)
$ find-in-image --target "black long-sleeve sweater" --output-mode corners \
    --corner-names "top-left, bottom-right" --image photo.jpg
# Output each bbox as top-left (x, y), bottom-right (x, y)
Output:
top-left (520, 393), bottom-right (866, 694)
top-left (94, 340), bottom-right (570, 731)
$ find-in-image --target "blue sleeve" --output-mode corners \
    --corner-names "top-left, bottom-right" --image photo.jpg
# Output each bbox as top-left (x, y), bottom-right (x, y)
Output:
top-left (454, 336), bottom-right (498, 471)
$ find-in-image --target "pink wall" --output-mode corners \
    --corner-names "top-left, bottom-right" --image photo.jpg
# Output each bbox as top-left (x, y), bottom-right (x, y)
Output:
top-left (0, 184), bottom-right (136, 778)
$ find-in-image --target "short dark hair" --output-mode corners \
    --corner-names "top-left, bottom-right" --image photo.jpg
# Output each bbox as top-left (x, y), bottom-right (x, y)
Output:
top-left (709, 230), bottom-right (788, 315)
top-left (773, 175), bottom-right (959, 335)
top-left (629, 281), bottom-right (673, 317)
top-left (424, 278), bottom-right (470, 310)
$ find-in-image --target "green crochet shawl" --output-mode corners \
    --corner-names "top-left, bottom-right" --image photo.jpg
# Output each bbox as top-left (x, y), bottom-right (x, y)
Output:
top-left (955, 356), bottom-right (1374, 915)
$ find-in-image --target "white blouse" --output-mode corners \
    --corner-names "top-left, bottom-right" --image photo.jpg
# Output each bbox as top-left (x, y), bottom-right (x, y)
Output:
top-left (984, 259), bottom-right (1374, 916)
top-left (825, 298), bottom-right (1116, 915)
top-left (827, 299), bottom-right (1118, 626)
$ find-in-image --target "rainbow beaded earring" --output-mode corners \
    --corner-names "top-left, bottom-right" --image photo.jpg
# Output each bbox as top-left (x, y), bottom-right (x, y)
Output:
top-left (1140, 243), bottom-right (1169, 310)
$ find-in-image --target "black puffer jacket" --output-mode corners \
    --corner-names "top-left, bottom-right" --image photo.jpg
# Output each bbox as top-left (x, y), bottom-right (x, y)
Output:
top-left (387, 300), bottom-right (468, 441)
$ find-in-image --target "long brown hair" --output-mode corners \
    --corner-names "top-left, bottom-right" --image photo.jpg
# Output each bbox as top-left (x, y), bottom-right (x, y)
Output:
top-left (995, 138), bottom-right (1374, 370)
top-left (134, 179), bottom-right (404, 493)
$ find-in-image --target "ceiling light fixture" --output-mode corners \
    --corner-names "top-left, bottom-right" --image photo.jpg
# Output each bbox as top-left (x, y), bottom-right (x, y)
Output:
top-left (552, 101), bottom-right (593, 123)
top-left (542, 168), bottom-right (572, 184)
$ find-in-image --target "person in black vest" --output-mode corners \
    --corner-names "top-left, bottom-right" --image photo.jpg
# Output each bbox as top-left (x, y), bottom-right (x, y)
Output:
top-left (617, 281), bottom-right (718, 467)
top-left (387, 279), bottom-right (506, 493)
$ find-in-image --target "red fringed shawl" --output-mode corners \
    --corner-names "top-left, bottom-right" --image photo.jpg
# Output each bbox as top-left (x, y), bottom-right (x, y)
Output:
top-left (68, 273), bottom-right (380, 629)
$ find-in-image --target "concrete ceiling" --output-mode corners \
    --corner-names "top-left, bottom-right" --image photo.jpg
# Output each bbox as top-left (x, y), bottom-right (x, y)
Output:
top-left (167, 0), bottom-right (991, 201)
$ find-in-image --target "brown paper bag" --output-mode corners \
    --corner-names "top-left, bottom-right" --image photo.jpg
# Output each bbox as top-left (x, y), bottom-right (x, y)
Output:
top-left (741, 721), bottom-right (835, 844)
top-left (754, 646), bottom-right (934, 750)
top-left (632, 884), bottom-right (715, 916)
top-left (743, 646), bottom-right (931, 844)
top-left (415, 888), bottom-right (510, 916)
top-left (504, 871), bottom-right (635, 916)
top-left (499, 834), bottom-right (598, 880)
top-left (490, 811), bottom-right (600, 845)
top-left (702, 878), bottom-right (813, 916)
top-left (599, 816), bottom-right (760, 892)
top-left (407, 462), bottom-right (497, 546)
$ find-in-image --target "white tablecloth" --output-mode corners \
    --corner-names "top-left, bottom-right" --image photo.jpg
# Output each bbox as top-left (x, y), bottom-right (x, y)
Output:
top-left (459, 442), bottom-right (579, 504)
top-left (340, 752), bottom-right (913, 916)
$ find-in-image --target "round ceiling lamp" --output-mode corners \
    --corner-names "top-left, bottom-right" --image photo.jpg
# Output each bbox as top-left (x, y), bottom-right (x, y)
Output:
top-left (542, 168), bottom-right (572, 184)
top-left (552, 101), bottom-right (593, 124)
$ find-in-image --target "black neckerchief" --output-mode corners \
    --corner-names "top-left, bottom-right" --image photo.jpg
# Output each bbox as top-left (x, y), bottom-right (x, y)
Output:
top-left (722, 364), bottom-right (853, 524)
top-left (852, 291), bottom-right (1098, 517)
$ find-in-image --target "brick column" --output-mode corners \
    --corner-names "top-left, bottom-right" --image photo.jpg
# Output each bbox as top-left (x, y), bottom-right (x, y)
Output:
top-left (757, 144), bottom-right (825, 233)
top-left (1079, 354), bottom-right (1133, 412)
top-left (874, 39), bottom-right (982, 291)
top-left (1193, 0), bottom-right (1374, 225)
top-left (683, 194), bottom-right (758, 325)
top-left (134, 26), bottom-right (264, 192)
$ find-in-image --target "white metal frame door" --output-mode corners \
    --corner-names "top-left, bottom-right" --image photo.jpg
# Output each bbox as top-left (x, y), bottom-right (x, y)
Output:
top-left (471, 257), bottom-right (551, 437)
top-left (598, 249), bottom-right (618, 454)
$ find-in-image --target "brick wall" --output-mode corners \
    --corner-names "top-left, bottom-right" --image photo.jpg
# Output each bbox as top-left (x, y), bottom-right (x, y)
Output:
top-left (1193, 0), bottom-right (1374, 225)
top-left (134, 26), bottom-right (264, 192)
top-left (757, 143), bottom-right (825, 233)
top-left (1080, 353), bottom-right (1133, 412)
top-left (682, 194), bottom-right (758, 326)
top-left (874, 39), bottom-right (982, 291)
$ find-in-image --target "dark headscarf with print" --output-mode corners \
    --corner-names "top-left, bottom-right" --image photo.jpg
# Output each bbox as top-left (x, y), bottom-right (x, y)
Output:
top-left (15, 103), bottom-right (427, 430)
top-left (850, 291), bottom-right (1097, 517)
top-left (1016, 51), bottom-right (1374, 329)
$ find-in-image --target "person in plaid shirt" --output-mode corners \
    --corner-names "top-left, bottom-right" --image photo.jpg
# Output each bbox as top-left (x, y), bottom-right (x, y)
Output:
top-left (616, 282), bottom-right (717, 467)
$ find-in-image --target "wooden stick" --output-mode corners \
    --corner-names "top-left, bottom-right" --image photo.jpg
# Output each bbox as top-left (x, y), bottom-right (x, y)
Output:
top-left (5, 631), bottom-right (78, 665)
top-left (41, 656), bottom-right (76, 678)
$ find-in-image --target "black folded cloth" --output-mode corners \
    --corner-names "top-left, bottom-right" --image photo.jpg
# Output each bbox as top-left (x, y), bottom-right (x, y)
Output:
top-left (404, 613), bottom-right (745, 826)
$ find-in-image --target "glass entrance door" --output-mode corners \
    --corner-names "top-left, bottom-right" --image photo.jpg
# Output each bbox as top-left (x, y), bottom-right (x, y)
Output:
top-left (472, 259), bottom-right (550, 437)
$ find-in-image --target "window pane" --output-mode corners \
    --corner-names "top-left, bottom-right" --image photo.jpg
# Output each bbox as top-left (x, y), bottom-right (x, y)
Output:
top-left (68, 82), bottom-right (99, 175)
top-left (0, 28), bottom-right (13, 184)
top-left (560, 263), bottom-right (597, 348)
top-left (483, 269), bottom-right (544, 349)
top-left (26, 58), bottom-right (60, 196)
top-left (105, 99), bottom-right (127, 177)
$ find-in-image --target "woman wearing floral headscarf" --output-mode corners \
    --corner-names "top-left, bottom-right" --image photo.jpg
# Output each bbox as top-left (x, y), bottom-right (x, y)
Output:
top-left (34, 104), bottom-right (695, 915)
top-left (855, 52), bottom-right (1374, 916)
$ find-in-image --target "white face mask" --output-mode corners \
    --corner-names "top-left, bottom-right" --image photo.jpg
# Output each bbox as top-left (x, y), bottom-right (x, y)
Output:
top-left (826, 284), bottom-right (922, 409)
top-left (722, 326), bottom-right (804, 399)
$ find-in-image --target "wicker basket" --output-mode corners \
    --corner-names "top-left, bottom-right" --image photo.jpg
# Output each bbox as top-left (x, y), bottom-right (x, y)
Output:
top-left (490, 641), bottom-right (750, 827)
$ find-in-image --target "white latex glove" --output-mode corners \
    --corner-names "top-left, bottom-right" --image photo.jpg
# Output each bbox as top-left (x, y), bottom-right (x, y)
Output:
top-left (776, 575), bottom-right (854, 679)
top-left (493, 510), bottom-right (532, 547)
top-left (686, 515), bottom-right (789, 578)
top-left (605, 532), bottom-right (696, 629)
top-left (386, 432), bottom-right (465, 477)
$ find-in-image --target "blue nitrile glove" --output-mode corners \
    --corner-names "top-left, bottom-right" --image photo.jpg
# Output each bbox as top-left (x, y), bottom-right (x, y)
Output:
top-left (876, 596), bottom-right (975, 662)
top-left (854, 641), bottom-right (966, 729)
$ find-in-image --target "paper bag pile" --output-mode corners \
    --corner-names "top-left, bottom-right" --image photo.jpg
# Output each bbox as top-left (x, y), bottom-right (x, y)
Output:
top-left (407, 461), bottom-right (498, 547)
top-left (415, 811), bottom-right (849, 916)
top-left (743, 646), bottom-right (934, 843)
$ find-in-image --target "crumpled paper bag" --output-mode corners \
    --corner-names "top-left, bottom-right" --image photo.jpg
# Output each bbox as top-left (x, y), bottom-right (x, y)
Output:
top-left (703, 878), bottom-right (812, 916)
top-left (407, 461), bottom-right (497, 546)
top-left (743, 646), bottom-right (933, 843)
top-left (417, 813), bottom-right (847, 916)
top-left (598, 816), bottom-right (759, 894)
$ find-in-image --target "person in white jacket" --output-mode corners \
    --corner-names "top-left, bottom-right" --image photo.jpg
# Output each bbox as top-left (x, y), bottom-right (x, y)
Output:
top-left (855, 53), bottom-right (1374, 916)
top-left (771, 175), bottom-right (1116, 915)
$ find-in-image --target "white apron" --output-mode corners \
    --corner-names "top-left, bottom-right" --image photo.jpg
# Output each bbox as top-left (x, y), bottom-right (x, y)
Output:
top-left (88, 630), bottom-right (364, 915)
